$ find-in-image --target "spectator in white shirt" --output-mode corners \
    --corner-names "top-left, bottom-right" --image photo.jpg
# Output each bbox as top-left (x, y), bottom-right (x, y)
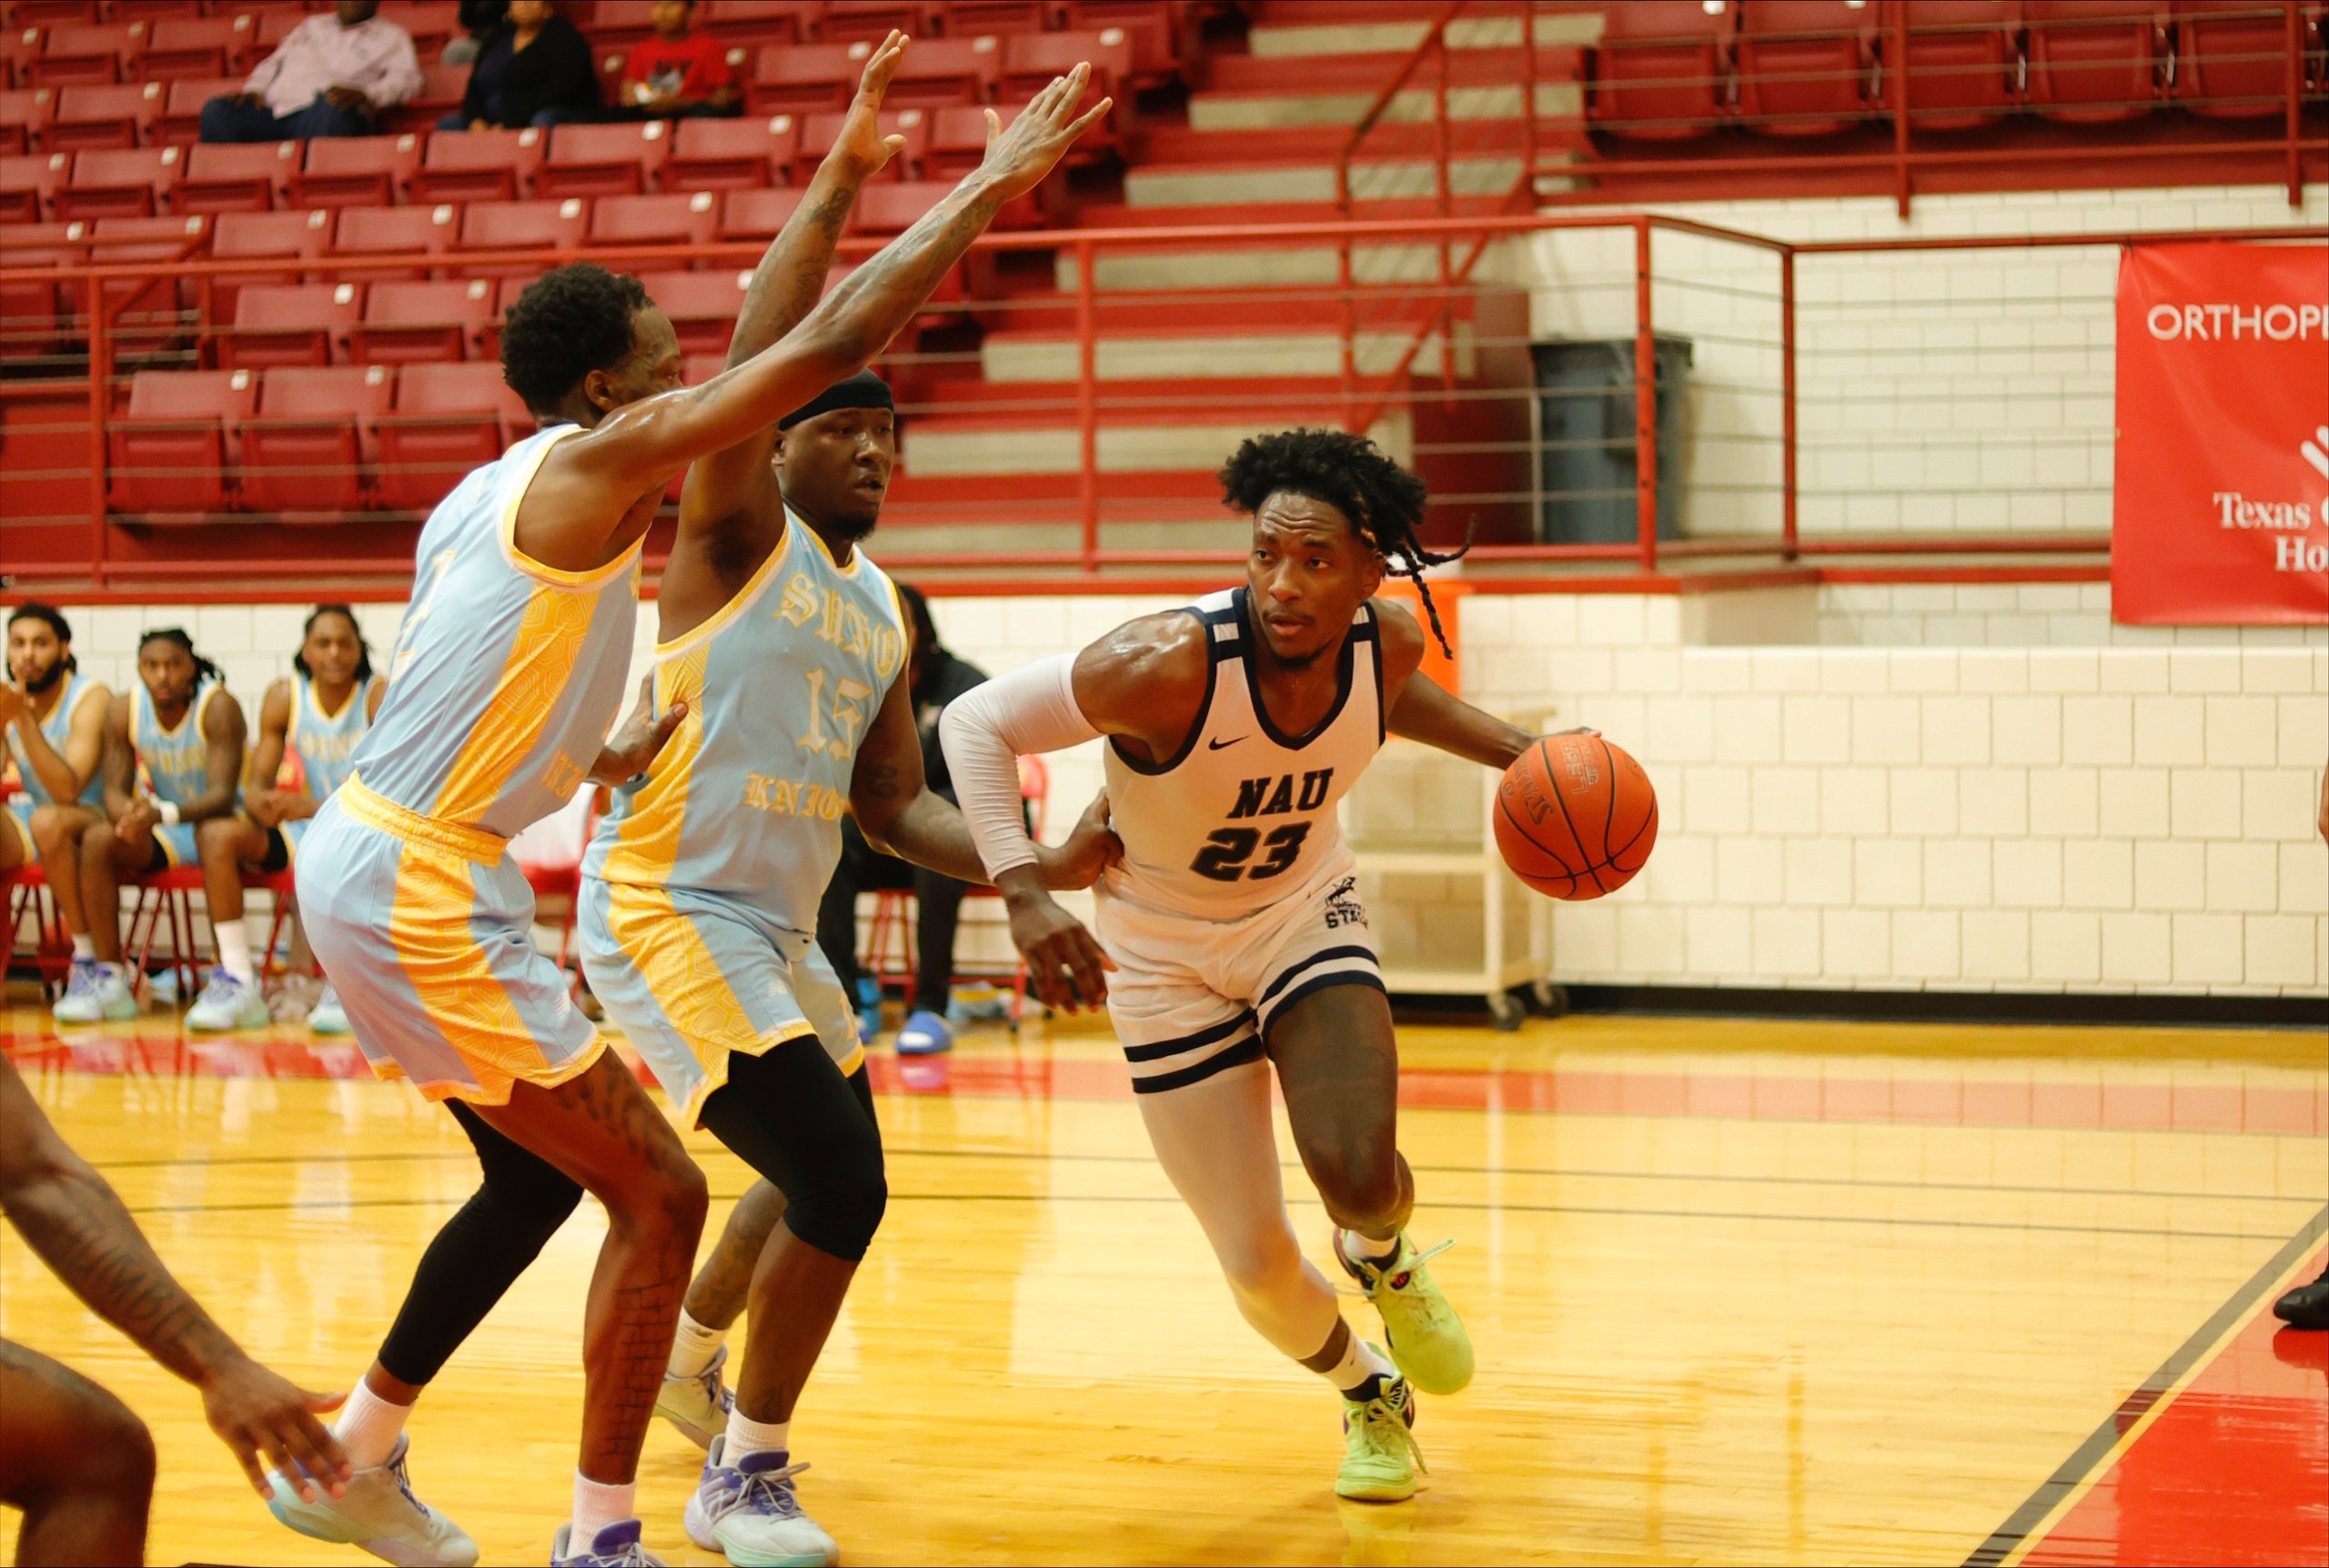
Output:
top-left (199, 1), bottom-right (424, 143)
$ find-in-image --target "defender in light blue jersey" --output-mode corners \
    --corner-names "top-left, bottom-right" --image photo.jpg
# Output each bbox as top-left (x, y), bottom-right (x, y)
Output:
top-left (48, 628), bottom-right (247, 1026)
top-left (264, 38), bottom-right (1115, 1568)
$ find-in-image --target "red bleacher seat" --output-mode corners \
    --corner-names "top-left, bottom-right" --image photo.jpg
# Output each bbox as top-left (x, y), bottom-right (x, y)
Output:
top-left (0, 87), bottom-right (51, 154)
top-left (2024, 0), bottom-right (2164, 120)
top-left (239, 364), bottom-right (394, 514)
top-left (0, 223), bottom-right (74, 358)
top-left (666, 112), bottom-right (798, 188)
top-left (209, 206), bottom-right (333, 321)
top-left (222, 281), bottom-right (363, 368)
top-left (1588, 0), bottom-right (1732, 139)
top-left (54, 144), bottom-right (179, 219)
top-left (1898, 1), bottom-right (2023, 129)
top-left (705, 0), bottom-right (810, 49)
top-left (717, 184), bottom-right (805, 239)
top-left (376, 2), bottom-right (461, 57)
top-left (945, 1), bottom-right (1054, 35)
top-left (347, 276), bottom-right (498, 365)
top-left (1000, 27), bottom-right (1134, 104)
top-left (812, 2), bottom-right (944, 43)
top-left (24, 22), bottom-right (133, 86)
top-left (136, 15), bottom-right (257, 82)
top-left (254, 10), bottom-right (311, 54)
top-left (176, 140), bottom-right (299, 214)
top-left (885, 33), bottom-right (1001, 106)
top-left (46, 80), bottom-right (161, 151)
top-left (539, 118), bottom-right (670, 198)
top-left (376, 360), bottom-right (529, 511)
top-left (114, 0), bottom-right (218, 18)
top-left (637, 267), bottom-right (747, 355)
top-left (457, 196), bottom-right (590, 274)
top-left (1734, 1), bottom-right (1878, 135)
top-left (0, 150), bottom-right (64, 220)
top-left (923, 102), bottom-right (991, 177)
top-left (159, 76), bottom-right (237, 143)
top-left (291, 132), bottom-right (423, 209)
top-left (331, 201), bottom-right (457, 280)
top-left (82, 213), bottom-right (204, 347)
top-left (584, 0), bottom-right (664, 54)
top-left (587, 188), bottom-right (720, 251)
top-left (414, 126), bottom-right (546, 202)
top-left (1056, 0), bottom-right (1182, 87)
top-left (798, 106), bottom-right (925, 177)
top-left (108, 367), bottom-right (257, 515)
top-left (9, 3), bottom-right (104, 25)
top-left (2171, 0), bottom-right (2301, 116)
top-left (395, 59), bottom-right (469, 132)
top-left (749, 41), bottom-right (870, 113)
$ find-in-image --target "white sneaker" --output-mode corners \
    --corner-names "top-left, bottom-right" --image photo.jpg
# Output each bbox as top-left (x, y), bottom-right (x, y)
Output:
top-left (654, 1342), bottom-right (734, 1451)
top-left (267, 1432), bottom-right (479, 1566)
top-left (186, 966), bottom-right (270, 1031)
top-left (309, 982), bottom-right (352, 1036)
top-left (53, 959), bottom-right (137, 1024)
top-left (684, 1435), bottom-right (837, 1567)
top-left (552, 1519), bottom-right (664, 1566)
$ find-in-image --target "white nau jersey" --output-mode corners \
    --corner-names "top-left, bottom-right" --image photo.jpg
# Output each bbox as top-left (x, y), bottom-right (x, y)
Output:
top-left (1099, 586), bottom-right (1385, 920)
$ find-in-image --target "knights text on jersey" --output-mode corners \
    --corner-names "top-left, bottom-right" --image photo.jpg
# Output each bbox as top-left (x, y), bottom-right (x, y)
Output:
top-left (1097, 587), bottom-right (1384, 920)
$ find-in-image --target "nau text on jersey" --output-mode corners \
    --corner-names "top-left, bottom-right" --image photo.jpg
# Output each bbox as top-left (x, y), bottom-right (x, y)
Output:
top-left (1227, 769), bottom-right (1335, 820)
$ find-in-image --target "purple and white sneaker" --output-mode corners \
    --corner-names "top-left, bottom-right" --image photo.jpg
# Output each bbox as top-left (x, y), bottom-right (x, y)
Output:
top-left (550, 1518), bottom-right (662, 1566)
top-left (682, 1436), bottom-right (836, 1567)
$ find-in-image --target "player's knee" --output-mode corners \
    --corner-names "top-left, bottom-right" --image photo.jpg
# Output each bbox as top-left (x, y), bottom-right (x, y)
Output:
top-left (1313, 1142), bottom-right (1404, 1233)
top-left (26, 805), bottom-right (76, 857)
top-left (484, 1162), bottom-right (585, 1256)
top-left (1217, 1221), bottom-right (1305, 1297)
top-left (781, 1139), bottom-right (887, 1262)
top-left (66, 1387), bottom-right (156, 1495)
top-left (194, 816), bottom-right (237, 855)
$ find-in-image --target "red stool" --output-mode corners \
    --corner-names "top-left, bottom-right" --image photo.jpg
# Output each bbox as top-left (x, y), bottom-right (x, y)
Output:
top-left (4, 863), bottom-right (73, 1001)
top-left (246, 866), bottom-right (312, 978)
top-left (126, 864), bottom-right (207, 1000)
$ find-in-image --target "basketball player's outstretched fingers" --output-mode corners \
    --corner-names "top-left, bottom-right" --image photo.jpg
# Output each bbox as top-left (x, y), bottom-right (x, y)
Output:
top-left (201, 1357), bottom-right (348, 1499)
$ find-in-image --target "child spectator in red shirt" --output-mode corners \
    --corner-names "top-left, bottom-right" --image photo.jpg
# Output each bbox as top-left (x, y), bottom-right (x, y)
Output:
top-left (617, 0), bottom-right (740, 118)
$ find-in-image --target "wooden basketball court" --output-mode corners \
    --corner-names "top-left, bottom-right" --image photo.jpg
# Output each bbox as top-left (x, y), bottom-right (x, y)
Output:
top-left (3, 1004), bottom-right (2323, 1565)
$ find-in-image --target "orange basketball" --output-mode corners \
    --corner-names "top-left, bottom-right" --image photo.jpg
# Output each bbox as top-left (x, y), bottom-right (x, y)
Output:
top-left (1492, 734), bottom-right (1659, 900)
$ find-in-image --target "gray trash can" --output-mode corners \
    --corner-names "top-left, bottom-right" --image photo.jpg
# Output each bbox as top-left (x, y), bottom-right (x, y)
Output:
top-left (1532, 335), bottom-right (1692, 545)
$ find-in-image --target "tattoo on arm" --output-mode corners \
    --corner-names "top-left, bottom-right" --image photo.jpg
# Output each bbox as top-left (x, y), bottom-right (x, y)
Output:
top-left (728, 184), bottom-right (858, 371)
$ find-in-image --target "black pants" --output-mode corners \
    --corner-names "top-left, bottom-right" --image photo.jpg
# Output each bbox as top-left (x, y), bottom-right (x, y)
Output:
top-left (700, 1041), bottom-right (885, 1262)
top-left (815, 817), bottom-right (966, 1015)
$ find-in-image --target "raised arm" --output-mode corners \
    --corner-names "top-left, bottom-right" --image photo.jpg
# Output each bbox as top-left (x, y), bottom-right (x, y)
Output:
top-left (182, 689), bottom-right (247, 825)
top-left (519, 63), bottom-right (1112, 567)
top-left (682, 34), bottom-right (908, 527)
top-left (0, 1057), bottom-right (348, 1501)
top-left (1375, 599), bottom-right (1535, 769)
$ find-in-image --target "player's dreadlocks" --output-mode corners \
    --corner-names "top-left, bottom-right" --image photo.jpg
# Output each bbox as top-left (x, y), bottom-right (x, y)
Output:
top-left (137, 627), bottom-right (224, 687)
top-left (1217, 427), bottom-right (1467, 657)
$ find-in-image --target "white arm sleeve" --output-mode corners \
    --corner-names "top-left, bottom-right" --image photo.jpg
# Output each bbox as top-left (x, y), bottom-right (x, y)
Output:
top-left (939, 652), bottom-right (1101, 880)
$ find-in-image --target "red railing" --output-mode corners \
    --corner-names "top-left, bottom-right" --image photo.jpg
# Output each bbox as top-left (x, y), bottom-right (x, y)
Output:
top-left (1, 208), bottom-right (2320, 597)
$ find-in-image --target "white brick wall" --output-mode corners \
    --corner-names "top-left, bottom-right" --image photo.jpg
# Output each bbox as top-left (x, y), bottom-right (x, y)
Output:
top-left (29, 584), bottom-right (2329, 1000)
top-left (1517, 183), bottom-right (2326, 541)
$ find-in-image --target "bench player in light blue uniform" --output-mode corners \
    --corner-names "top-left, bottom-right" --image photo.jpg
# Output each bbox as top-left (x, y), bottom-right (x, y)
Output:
top-left (261, 37), bottom-right (1114, 1568)
top-left (51, 629), bottom-right (247, 1025)
top-left (183, 604), bottom-right (386, 1034)
top-left (2, 603), bottom-right (109, 896)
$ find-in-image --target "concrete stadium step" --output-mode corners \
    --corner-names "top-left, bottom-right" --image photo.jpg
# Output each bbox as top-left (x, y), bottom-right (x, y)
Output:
top-left (1134, 116), bottom-right (1588, 166)
top-left (1239, 7), bottom-right (1604, 61)
top-left (1200, 45), bottom-right (1583, 97)
top-left (1054, 240), bottom-right (1459, 292)
top-left (1124, 155), bottom-right (1529, 207)
top-left (868, 517), bottom-right (1252, 564)
top-left (900, 395), bottom-right (1415, 477)
top-left (977, 320), bottom-right (1459, 382)
top-left (1188, 79), bottom-right (1582, 131)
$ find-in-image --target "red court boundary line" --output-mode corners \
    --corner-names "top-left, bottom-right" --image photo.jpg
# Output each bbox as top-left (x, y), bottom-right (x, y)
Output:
top-left (1962, 1208), bottom-right (2329, 1568)
top-left (4, 1033), bottom-right (2323, 1136)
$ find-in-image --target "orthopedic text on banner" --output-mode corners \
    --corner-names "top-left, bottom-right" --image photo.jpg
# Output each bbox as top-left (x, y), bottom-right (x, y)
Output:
top-left (2112, 240), bottom-right (2329, 625)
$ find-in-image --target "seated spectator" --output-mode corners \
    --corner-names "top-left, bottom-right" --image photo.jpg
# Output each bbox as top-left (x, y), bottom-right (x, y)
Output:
top-left (2, 603), bottom-right (110, 905)
top-left (443, 0), bottom-right (509, 67)
top-left (816, 586), bottom-right (1013, 1058)
top-left (199, 0), bottom-right (422, 144)
top-left (443, 0), bottom-right (600, 131)
top-left (610, 0), bottom-right (741, 121)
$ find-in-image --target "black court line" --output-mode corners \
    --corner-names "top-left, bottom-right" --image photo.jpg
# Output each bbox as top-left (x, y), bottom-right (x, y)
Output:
top-left (1960, 1201), bottom-right (2329, 1568)
top-left (119, 1190), bottom-right (2297, 1242)
top-left (84, 1145), bottom-right (2328, 1209)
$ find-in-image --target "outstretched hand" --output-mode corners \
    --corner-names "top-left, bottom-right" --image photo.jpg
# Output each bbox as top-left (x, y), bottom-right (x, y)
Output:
top-left (590, 674), bottom-right (687, 789)
top-left (977, 61), bottom-right (1113, 202)
top-left (199, 1353), bottom-right (349, 1503)
top-left (832, 31), bottom-right (912, 182)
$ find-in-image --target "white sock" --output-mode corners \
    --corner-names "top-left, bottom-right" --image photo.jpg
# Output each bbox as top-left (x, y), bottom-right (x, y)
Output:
top-left (1318, 1328), bottom-right (1396, 1396)
top-left (71, 933), bottom-right (95, 960)
top-left (216, 924), bottom-right (255, 985)
top-left (668, 1308), bottom-right (724, 1380)
top-left (333, 1380), bottom-right (412, 1471)
top-left (570, 1473), bottom-right (635, 1546)
top-left (724, 1407), bottom-right (791, 1465)
top-left (1340, 1227), bottom-right (1401, 1265)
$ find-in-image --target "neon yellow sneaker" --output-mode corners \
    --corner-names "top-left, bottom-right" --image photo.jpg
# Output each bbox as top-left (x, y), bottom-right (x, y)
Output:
top-left (1337, 1232), bottom-right (1474, 1396)
top-left (1336, 1366), bottom-right (1425, 1503)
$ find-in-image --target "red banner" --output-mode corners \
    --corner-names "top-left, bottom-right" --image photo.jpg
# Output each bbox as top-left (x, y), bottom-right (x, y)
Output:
top-left (2112, 241), bottom-right (2329, 625)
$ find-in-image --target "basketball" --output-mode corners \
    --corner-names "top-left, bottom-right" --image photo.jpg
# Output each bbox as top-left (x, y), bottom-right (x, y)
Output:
top-left (1493, 734), bottom-right (1659, 900)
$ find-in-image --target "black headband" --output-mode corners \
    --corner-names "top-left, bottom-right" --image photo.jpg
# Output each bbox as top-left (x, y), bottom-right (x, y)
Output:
top-left (778, 369), bottom-right (893, 431)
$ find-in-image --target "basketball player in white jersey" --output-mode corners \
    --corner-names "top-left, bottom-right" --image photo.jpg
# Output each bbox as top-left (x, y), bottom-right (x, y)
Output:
top-left (944, 427), bottom-right (1558, 1502)
top-left (184, 604), bottom-right (384, 1034)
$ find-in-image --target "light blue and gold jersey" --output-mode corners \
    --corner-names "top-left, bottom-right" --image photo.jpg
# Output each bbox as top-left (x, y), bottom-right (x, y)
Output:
top-left (287, 674), bottom-right (370, 803)
top-left (133, 678), bottom-right (229, 808)
top-left (350, 425), bottom-right (642, 839)
top-left (6, 671), bottom-right (105, 809)
top-left (585, 511), bottom-right (909, 935)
